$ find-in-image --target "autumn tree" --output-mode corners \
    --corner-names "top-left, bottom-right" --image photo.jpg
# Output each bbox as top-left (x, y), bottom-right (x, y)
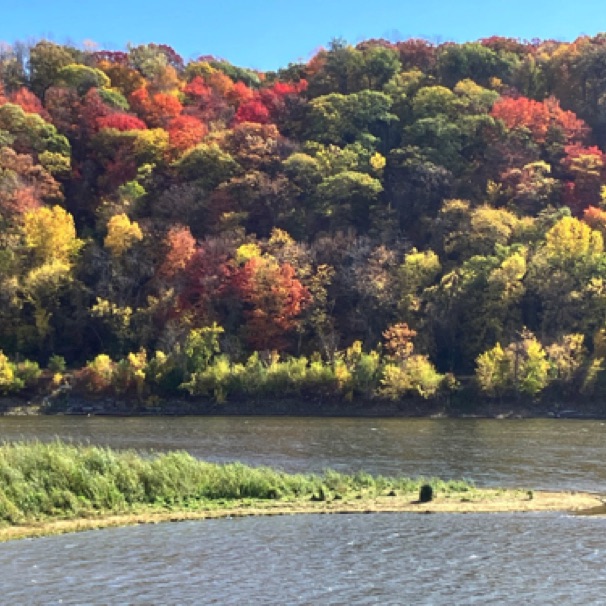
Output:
top-left (0, 103), bottom-right (71, 174)
top-left (158, 225), bottom-right (196, 279)
top-left (527, 216), bottom-right (606, 339)
top-left (177, 237), bottom-right (238, 327)
top-left (167, 115), bottom-right (208, 152)
top-left (0, 147), bottom-right (64, 221)
top-left (491, 96), bottom-right (588, 145)
top-left (500, 161), bottom-right (560, 214)
top-left (104, 213), bottom-right (143, 256)
top-left (8, 87), bottom-right (48, 118)
top-left (233, 255), bottom-right (311, 351)
top-left (17, 206), bottom-right (84, 351)
top-left (560, 144), bottom-right (606, 214)
top-left (129, 87), bottom-right (182, 128)
top-left (476, 330), bottom-right (551, 398)
top-left (97, 113), bottom-right (147, 132)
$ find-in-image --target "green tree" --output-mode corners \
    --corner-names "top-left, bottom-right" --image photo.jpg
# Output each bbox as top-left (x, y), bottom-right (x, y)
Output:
top-left (316, 171), bottom-right (383, 231)
top-left (359, 44), bottom-right (402, 90)
top-left (475, 342), bottom-right (509, 397)
top-left (405, 83), bottom-right (500, 188)
top-left (58, 64), bottom-right (111, 95)
top-left (437, 42), bottom-right (516, 88)
top-left (173, 143), bottom-right (240, 188)
top-left (0, 103), bottom-right (71, 172)
top-left (28, 41), bottom-right (78, 97)
top-left (396, 248), bottom-right (441, 331)
top-left (306, 90), bottom-right (397, 148)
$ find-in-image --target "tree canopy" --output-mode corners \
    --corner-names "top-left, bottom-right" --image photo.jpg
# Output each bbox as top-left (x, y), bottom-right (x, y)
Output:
top-left (3, 35), bottom-right (606, 403)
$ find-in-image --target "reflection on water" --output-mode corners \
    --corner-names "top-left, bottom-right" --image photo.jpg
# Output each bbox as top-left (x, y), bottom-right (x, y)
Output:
top-left (0, 415), bottom-right (605, 490)
top-left (1, 513), bottom-right (606, 605)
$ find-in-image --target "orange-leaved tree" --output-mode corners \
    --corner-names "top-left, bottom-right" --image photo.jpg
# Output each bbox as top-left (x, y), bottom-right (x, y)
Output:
top-left (491, 95), bottom-right (587, 144)
top-left (232, 255), bottom-right (311, 351)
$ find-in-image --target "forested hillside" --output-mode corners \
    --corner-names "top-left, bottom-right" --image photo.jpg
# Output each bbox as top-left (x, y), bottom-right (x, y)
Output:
top-left (2, 36), bottom-right (606, 404)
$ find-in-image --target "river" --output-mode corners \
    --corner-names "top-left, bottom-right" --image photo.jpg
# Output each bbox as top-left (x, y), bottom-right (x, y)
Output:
top-left (0, 416), bottom-right (605, 490)
top-left (1, 416), bottom-right (605, 604)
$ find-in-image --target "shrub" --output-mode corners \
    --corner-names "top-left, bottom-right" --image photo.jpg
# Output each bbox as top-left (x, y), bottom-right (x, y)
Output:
top-left (14, 360), bottom-right (42, 389)
top-left (184, 323), bottom-right (224, 374)
top-left (0, 351), bottom-right (20, 394)
top-left (113, 350), bottom-right (147, 396)
top-left (75, 354), bottom-right (115, 394)
top-left (379, 355), bottom-right (444, 400)
top-left (145, 350), bottom-right (185, 394)
top-left (182, 355), bottom-right (232, 401)
top-left (475, 343), bottom-right (509, 397)
top-left (334, 359), bottom-right (353, 398)
top-left (184, 352), bottom-right (343, 401)
top-left (48, 355), bottom-right (66, 373)
top-left (475, 330), bottom-right (551, 398)
top-left (351, 351), bottom-right (381, 397)
top-left (0, 352), bottom-right (40, 394)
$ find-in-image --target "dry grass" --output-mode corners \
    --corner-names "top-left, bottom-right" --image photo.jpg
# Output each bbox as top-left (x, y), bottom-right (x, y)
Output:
top-left (1, 489), bottom-right (601, 542)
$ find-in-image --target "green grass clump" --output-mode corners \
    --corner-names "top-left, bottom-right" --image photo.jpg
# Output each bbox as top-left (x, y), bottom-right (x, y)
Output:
top-left (0, 441), bottom-right (476, 525)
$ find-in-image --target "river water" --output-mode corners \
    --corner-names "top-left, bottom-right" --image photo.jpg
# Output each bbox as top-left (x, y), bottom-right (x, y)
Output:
top-left (0, 416), bottom-right (605, 490)
top-left (1, 416), bottom-right (606, 604)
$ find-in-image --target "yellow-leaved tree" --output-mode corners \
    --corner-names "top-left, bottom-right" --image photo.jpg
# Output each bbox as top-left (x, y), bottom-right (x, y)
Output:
top-left (21, 205), bottom-right (83, 343)
top-left (23, 205), bottom-right (83, 265)
top-left (543, 216), bottom-right (603, 266)
top-left (528, 216), bottom-right (606, 339)
top-left (104, 213), bottom-right (143, 256)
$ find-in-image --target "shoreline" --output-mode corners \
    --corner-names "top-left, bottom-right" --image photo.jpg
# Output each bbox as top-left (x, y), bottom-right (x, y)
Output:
top-left (1, 490), bottom-right (603, 542)
top-left (3, 394), bottom-right (606, 420)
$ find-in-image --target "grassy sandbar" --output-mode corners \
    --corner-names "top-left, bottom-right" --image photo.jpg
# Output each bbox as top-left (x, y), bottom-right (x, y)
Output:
top-left (0, 441), bottom-right (601, 541)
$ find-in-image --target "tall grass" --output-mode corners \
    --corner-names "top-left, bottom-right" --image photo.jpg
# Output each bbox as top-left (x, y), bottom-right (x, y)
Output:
top-left (0, 441), bottom-right (474, 524)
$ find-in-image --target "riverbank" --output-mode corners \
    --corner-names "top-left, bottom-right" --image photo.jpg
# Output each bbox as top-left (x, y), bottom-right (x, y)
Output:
top-left (1, 490), bottom-right (602, 542)
top-left (3, 393), bottom-right (606, 419)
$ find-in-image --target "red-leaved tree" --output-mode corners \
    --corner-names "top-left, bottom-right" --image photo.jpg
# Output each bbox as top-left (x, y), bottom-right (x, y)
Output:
top-left (561, 144), bottom-right (606, 214)
top-left (491, 96), bottom-right (588, 144)
top-left (232, 256), bottom-right (311, 351)
top-left (167, 115), bottom-right (208, 151)
top-left (97, 113), bottom-right (148, 131)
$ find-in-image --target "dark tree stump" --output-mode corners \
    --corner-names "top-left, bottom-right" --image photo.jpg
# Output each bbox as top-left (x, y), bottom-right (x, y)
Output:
top-left (419, 484), bottom-right (433, 503)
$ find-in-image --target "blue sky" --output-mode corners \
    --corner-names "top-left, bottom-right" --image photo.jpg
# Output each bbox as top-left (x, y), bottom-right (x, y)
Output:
top-left (0, 0), bottom-right (604, 70)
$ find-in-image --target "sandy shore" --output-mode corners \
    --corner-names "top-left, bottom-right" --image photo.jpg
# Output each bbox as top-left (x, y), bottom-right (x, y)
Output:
top-left (1, 489), bottom-right (602, 542)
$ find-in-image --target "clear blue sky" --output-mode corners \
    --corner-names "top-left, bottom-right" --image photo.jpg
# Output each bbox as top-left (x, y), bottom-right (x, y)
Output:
top-left (0, 0), bottom-right (604, 70)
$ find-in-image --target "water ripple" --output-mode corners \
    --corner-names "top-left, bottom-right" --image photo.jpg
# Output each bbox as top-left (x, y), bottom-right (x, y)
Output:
top-left (2, 513), bottom-right (606, 604)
